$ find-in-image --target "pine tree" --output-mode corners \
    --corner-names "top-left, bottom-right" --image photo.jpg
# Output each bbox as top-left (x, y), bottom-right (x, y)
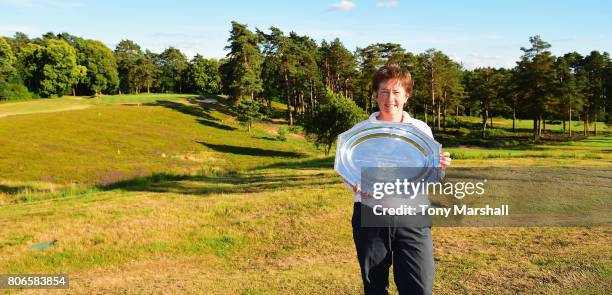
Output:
top-left (516, 36), bottom-right (557, 140)
top-left (224, 21), bottom-right (263, 102)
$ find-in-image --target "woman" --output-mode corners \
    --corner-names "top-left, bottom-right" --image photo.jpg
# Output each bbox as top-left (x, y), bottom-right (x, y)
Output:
top-left (347, 62), bottom-right (451, 295)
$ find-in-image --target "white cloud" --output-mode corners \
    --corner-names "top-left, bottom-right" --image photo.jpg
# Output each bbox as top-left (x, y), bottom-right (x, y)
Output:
top-left (330, 0), bottom-right (355, 11)
top-left (376, 1), bottom-right (399, 8)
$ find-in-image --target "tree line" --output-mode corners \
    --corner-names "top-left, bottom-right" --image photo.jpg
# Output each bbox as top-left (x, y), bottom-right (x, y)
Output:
top-left (0, 32), bottom-right (221, 99)
top-left (0, 22), bottom-right (610, 140)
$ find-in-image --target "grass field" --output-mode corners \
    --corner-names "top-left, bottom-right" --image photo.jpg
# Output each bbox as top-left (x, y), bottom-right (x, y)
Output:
top-left (0, 94), bottom-right (200, 117)
top-left (0, 95), bottom-right (610, 294)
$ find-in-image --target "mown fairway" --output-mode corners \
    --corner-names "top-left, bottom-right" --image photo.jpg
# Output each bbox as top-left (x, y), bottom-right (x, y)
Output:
top-left (0, 95), bottom-right (610, 294)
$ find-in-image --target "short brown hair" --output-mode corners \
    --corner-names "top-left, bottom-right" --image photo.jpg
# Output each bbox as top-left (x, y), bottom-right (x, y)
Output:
top-left (372, 62), bottom-right (414, 96)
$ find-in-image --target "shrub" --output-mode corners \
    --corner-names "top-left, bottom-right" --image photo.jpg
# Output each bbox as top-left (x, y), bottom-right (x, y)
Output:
top-left (0, 82), bottom-right (34, 101)
top-left (287, 125), bottom-right (303, 133)
top-left (234, 99), bottom-right (264, 133)
top-left (277, 126), bottom-right (287, 141)
top-left (304, 89), bottom-right (366, 155)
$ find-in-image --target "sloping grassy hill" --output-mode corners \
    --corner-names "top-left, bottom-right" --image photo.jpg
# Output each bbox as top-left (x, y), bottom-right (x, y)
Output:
top-left (0, 95), bottom-right (610, 294)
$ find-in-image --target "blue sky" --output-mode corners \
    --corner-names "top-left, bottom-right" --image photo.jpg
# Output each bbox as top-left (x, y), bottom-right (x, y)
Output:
top-left (1, 0), bottom-right (610, 69)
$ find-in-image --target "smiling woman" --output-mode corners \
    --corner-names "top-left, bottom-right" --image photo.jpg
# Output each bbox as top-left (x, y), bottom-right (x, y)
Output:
top-left (372, 64), bottom-right (413, 122)
top-left (339, 62), bottom-right (452, 295)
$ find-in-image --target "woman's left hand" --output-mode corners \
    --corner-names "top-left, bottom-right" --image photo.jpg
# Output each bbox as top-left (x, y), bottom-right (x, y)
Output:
top-left (440, 152), bottom-right (452, 168)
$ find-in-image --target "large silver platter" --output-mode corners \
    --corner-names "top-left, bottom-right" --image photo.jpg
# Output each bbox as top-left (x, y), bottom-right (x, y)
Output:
top-left (335, 120), bottom-right (441, 186)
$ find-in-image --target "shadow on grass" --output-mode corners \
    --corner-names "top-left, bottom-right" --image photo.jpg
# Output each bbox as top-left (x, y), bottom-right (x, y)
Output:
top-left (98, 170), bottom-right (338, 196)
top-left (253, 156), bottom-right (335, 170)
top-left (93, 153), bottom-right (337, 197)
top-left (198, 142), bottom-right (307, 158)
top-left (251, 135), bottom-right (280, 141)
top-left (0, 184), bottom-right (31, 194)
top-left (196, 119), bottom-right (236, 131)
top-left (189, 95), bottom-right (236, 116)
top-left (145, 100), bottom-right (217, 121)
top-left (146, 97), bottom-right (242, 131)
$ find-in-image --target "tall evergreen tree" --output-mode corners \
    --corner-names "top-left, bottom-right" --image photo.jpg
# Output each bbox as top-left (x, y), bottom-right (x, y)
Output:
top-left (582, 50), bottom-right (609, 135)
top-left (258, 27), bottom-right (296, 123)
top-left (464, 67), bottom-right (499, 138)
top-left (418, 49), bottom-right (449, 128)
top-left (224, 21), bottom-right (263, 102)
top-left (319, 38), bottom-right (356, 98)
top-left (555, 53), bottom-right (582, 136)
top-left (355, 44), bottom-right (384, 112)
top-left (515, 35), bottom-right (557, 139)
top-left (438, 57), bottom-right (464, 131)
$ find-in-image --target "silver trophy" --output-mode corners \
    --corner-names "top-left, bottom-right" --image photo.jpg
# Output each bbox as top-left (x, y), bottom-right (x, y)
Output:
top-left (334, 121), bottom-right (442, 188)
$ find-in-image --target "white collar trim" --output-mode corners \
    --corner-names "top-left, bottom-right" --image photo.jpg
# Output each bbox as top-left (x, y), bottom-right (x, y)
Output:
top-left (368, 111), bottom-right (412, 123)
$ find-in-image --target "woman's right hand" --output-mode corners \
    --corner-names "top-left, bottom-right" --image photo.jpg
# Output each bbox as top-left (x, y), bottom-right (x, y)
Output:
top-left (353, 183), bottom-right (373, 198)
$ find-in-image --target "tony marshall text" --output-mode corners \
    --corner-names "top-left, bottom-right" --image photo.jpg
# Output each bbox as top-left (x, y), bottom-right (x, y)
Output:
top-left (373, 204), bottom-right (509, 217)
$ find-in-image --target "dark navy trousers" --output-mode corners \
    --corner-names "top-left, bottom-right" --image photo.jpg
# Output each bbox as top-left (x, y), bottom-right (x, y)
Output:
top-left (352, 202), bottom-right (435, 295)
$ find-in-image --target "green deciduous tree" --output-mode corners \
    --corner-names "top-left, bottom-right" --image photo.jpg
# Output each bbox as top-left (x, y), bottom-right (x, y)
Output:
top-left (186, 54), bottom-right (221, 94)
top-left (159, 47), bottom-right (188, 93)
top-left (305, 89), bottom-right (366, 155)
top-left (5, 32), bottom-right (30, 58)
top-left (114, 39), bottom-right (143, 94)
top-left (75, 39), bottom-right (119, 96)
top-left (0, 37), bottom-right (15, 81)
top-left (127, 55), bottom-right (155, 94)
top-left (143, 50), bottom-right (161, 93)
top-left (0, 36), bottom-right (30, 100)
top-left (17, 39), bottom-right (83, 97)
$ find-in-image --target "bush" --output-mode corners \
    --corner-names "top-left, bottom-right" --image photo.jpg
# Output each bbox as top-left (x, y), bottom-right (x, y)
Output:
top-left (304, 89), bottom-right (366, 155)
top-left (234, 99), bottom-right (264, 133)
top-left (277, 126), bottom-right (287, 141)
top-left (287, 125), bottom-right (303, 133)
top-left (0, 82), bottom-right (34, 101)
